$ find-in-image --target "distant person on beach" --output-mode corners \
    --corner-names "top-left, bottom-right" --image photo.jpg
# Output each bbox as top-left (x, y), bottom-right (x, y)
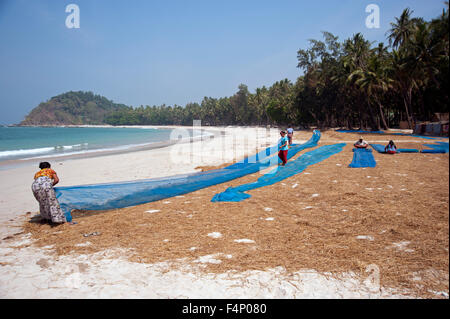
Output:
top-left (278, 131), bottom-right (289, 166)
top-left (287, 126), bottom-right (294, 146)
top-left (32, 162), bottom-right (69, 224)
top-left (385, 140), bottom-right (397, 154)
top-left (354, 137), bottom-right (368, 149)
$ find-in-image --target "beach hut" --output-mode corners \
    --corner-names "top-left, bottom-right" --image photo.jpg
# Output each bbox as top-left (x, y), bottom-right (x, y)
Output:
top-left (413, 113), bottom-right (449, 137)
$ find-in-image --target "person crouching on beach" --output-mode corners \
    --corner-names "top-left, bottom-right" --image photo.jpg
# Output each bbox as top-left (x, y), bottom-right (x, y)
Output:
top-left (385, 140), bottom-right (397, 154)
top-left (278, 131), bottom-right (289, 166)
top-left (354, 137), bottom-right (368, 149)
top-left (32, 162), bottom-right (68, 224)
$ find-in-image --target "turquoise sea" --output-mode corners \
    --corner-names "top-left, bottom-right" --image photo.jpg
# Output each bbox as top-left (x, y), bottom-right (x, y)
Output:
top-left (0, 126), bottom-right (198, 162)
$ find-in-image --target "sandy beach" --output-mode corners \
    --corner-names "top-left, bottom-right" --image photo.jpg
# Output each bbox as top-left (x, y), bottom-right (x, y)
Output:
top-left (0, 126), bottom-right (448, 299)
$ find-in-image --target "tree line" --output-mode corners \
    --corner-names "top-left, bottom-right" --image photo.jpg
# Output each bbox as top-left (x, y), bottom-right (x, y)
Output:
top-left (105, 5), bottom-right (449, 130)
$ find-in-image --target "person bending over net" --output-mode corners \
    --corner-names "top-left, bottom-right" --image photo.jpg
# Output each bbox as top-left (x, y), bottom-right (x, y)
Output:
top-left (31, 162), bottom-right (75, 225)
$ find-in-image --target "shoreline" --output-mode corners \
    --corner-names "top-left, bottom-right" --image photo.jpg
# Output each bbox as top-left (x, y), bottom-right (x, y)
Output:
top-left (0, 126), bottom-right (284, 229)
top-left (0, 126), bottom-right (221, 171)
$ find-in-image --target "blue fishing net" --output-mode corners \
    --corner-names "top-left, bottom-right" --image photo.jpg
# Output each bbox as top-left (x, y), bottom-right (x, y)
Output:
top-left (370, 144), bottom-right (419, 153)
top-left (55, 131), bottom-right (322, 222)
top-left (336, 129), bottom-right (447, 139)
top-left (348, 148), bottom-right (377, 168)
top-left (211, 143), bottom-right (346, 202)
top-left (392, 133), bottom-right (444, 140)
top-left (336, 129), bottom-right (385, 134)
top-left (421, 142), bottom-right (449, 153)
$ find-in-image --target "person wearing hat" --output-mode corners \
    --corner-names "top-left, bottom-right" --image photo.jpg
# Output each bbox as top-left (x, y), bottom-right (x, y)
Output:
top-left (278, 130), bottom-right (289, 166)
top-left (354, 136), bottom-right (368, 149)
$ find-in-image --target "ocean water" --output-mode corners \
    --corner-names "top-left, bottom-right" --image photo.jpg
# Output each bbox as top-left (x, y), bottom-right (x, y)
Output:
top-left (0, 126), bottom-right (200, 162)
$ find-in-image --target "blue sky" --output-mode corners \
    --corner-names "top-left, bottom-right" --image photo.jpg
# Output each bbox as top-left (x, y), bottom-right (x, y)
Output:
top-left (0, 0), bottom-right (447, 124)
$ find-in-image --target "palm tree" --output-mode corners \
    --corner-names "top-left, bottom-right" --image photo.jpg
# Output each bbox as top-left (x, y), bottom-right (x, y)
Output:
top-left (343, 33), bottom-right (372, 70)
top-left (349, 47), bottom-right (393, 130)
top-left (410, 21), bottom-right (445, 87)
top-left (390, 49), bottom-right (421, 128)
top-left (387, 8), bottom-right (416, 48)
top-left (343, 33), bottom-right (381, 130)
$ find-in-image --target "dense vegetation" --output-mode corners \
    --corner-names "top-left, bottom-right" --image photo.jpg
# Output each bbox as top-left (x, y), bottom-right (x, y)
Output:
top-left (22, 5), bottom-right (448, 130)
top-left (20, 91), bottom-right (128, 125)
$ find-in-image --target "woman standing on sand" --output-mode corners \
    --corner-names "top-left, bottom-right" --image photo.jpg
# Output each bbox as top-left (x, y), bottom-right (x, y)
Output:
top-left (31, 162), bottom-right (67, 224)
top-left (278, 131), bottom-right (289, 166)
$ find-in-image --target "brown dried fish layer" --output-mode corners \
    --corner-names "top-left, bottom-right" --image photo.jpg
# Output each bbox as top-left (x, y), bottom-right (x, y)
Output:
top-left (23, 130), bottom-right (449, 298)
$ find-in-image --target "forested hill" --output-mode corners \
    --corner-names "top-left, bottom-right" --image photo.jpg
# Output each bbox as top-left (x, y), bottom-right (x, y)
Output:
top-left (20, 91), bottom-right (129, 125)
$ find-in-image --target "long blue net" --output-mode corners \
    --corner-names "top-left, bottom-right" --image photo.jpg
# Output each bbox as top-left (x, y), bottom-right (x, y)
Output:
top-left (370, 144), bottom-right (419, 153)
top-left (211, 143), bottom-right (346, 202)
top-left (336, 129), bottom-right (385, 134)
top-left (336, 129), bottom-right (447, 139)
top-left (348, 148), bottom-right (377, 168)
top-left (421, 142), bottom-right (449, 153)
top-left (371, 142), bottom-right (449, 154)
top-left (55, 131), bottom-right (322, 222)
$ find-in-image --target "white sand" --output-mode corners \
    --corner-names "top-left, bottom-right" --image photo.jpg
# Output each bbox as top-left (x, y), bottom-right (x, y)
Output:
top-left (234, 239), bottom-right (256, 244)
top-left (0, 126), bottom-right (411, 298)
top-left (0, 243), bottom-right (408, 299)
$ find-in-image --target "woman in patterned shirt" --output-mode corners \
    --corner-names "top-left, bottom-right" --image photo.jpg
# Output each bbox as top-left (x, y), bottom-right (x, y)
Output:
top-left (31, 162), bottom-right (68, 224)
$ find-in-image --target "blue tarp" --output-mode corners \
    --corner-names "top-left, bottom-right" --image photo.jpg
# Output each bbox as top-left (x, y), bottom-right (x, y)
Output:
top-left (421, 142), bottom-right (449, 153)
top-left (348, 148), bottom-right (377, 168)
top-left (370, 144), bottom-right (419, 153)
top-left (211, 143), bottom-right (346, 202)
top-left (336, 129), bottom-right (385, 134)
top-left (336, 129), bottom-right (447, 140)
top-left (391, 133), bottom-right (444, 140)
top-left (55, 131), bottom-right (322, 222)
